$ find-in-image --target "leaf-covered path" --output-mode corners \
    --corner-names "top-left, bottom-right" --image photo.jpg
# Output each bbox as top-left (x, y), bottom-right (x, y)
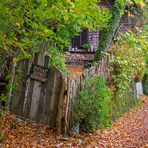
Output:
top-left (81, 97), bottom-right (148, 148)
top-left (0, 96), bottom-right (148, 148)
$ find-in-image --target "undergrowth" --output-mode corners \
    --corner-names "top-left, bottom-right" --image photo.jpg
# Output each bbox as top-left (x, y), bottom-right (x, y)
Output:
top-left (73, 76), bottom-right (112, 133)
top-left (73, 77), bottom-right (141, 133)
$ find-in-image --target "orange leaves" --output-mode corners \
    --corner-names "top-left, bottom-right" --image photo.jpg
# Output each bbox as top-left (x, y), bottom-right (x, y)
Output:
top-left (0, 96), bottom-right (148, 147)
top-left (140, 2), bottom-right (145, 8)
top-left (67, 65), bottom-right (83, 76)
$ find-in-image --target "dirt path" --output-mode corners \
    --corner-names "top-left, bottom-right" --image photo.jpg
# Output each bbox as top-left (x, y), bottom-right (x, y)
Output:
top-left (0, 96), bottom-right (148, 148)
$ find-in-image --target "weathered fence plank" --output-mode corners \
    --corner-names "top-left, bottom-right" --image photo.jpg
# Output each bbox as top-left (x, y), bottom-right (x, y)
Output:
top-left (48, 70), bottom-right (62, 127)
top-left (57, 77), bottom-right (65, 134)
top-left (10, 61), bottom-right (23, 114)
top-left (37, 56), bottom-right (49, 122)
top-left (41, 68), bottom-right (56, 124)
top-left (17, 59), bottom-right (29, 116)
top-left (29, 49), bottom-right (45, 120)
top-left (24, 54), bottom-right (38, 118)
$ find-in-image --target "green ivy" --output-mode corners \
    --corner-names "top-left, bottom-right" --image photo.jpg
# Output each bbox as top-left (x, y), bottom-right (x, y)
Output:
top-left (94, 0), bottom-right (144, 61)
top-left (94, 0), bottom-right (126, 61)
top-left (0, 0), bottom-right (111, 73)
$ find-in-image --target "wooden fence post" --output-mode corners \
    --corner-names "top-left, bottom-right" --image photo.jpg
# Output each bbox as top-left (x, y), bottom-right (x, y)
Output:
top-left (7, 61), bottom-right (16, 109)
top-left (48, 70), bottom-right (62, 127)
top-left (37, 56), bottom-right (49, 122)
top-left (10, 59), bottom-right (29, 115)
top-left (29, 48), bottom-right (45, 120)
top-left (17, 59), bottom-right (29, 116)
top-left (24, 54), bottom-right (38, 118)
top-left (57, 77), bottom-right (65, 134)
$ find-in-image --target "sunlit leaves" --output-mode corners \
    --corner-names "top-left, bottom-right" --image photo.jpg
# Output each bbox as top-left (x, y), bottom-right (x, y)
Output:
top-left (109, 43), bottom-right (146, 93)
top-left (0, 0), bottom-right (111, 72)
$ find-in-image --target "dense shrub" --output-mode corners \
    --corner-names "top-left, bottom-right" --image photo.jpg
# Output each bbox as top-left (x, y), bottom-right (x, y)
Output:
top-left (108, 86), bottom-right (140, 122)
top-left (109, 44), bottom-right (145, 94)
top-left (106, 30), bottom-right (146, 121)
top-left (73, 76), bottom-right (112, 133)
top-left (107, 33), bottom-right (145, 120)
top-left (73, 76), bottom-right (141, 133)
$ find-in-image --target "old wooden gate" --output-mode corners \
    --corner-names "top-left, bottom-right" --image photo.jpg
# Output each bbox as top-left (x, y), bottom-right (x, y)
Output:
top-left (9, 53), bottom-right (65, 132)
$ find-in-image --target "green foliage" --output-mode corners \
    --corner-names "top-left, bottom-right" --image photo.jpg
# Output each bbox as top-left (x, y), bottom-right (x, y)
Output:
top-left (109, 42), bottom-right (146, 95)
top-left (94, 0), bottom-right (144, 61)
top-left (102, 18), bottom-right (146, 128)
top-left (94, 0), bottom-right (125, 61)
top-left (141, 0), bottom-right (148, 25)
top-left (73, 77), bottom-right (112, 133)
top-left (134, 26), bottom-right (148, 75)
top-left (108, 87), bottom-right (141, 121)
top-left (47, 47), bottom-right (67, 74)
top-left (72, 71), bottom-right (141, 133)
top-left (116, 25), bottom-right (148, 75)
top-left (0, 94), bottom-right (7, 104)
top-left (0, 131), bottom-right (4, 142)
top-left (106, 26), bottom-right (146, 120)
top-left (82, 43), bottom-right (91, 49)
top-left (0, 0), bottom-right (111, 72)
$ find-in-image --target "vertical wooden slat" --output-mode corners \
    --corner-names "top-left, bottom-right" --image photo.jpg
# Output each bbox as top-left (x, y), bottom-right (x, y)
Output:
top-left (10, 61), bottom-right (22, 114)
top-left (37, 56), bottom-right (49, 122)
top-left (24, 54), bottom-right (38, 118)
top-left (57, 77), bottom-right (65, 134)
top-left (29, 48), bottom-right (45, 120)
top-left (48, 70), bottom-right (62, 127)
top-left (17, 59), bottom-right (29, 116)
top-left (64, 78), bottom-right (70, 134)
top-left (7, 61), bottom-right (17, 109)
top-left (41, 68), bottom-right (56, 124)
top-left (48, 70), bottom-right (58, 127)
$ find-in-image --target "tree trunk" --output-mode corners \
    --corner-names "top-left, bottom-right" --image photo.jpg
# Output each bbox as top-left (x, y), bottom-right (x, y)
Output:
top-left (94, 0), bottom-right (125, 61)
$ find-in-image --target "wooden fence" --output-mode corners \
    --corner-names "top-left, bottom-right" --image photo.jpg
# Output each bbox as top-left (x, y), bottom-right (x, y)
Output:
top-left (63, 55), bottom-right (110, 133)
top-left (9, 54), bottom-right (110, 134)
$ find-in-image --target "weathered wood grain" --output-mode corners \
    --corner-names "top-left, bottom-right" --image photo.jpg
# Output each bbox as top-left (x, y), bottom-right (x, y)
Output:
top-left (17, 59), bottom-right (29, 116)
top-left (37, 56), bottom-right (49, 122)
top-left (29, 48), bottom-right (45, 120)
top-left (24, 54), bottom-right (38, 118)
top-left (57, 77), bottom-right (65, 134)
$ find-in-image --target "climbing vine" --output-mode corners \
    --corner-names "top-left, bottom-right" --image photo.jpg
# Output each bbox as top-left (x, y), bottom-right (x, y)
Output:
top-left (94, 0), bottom-right (144, 61)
